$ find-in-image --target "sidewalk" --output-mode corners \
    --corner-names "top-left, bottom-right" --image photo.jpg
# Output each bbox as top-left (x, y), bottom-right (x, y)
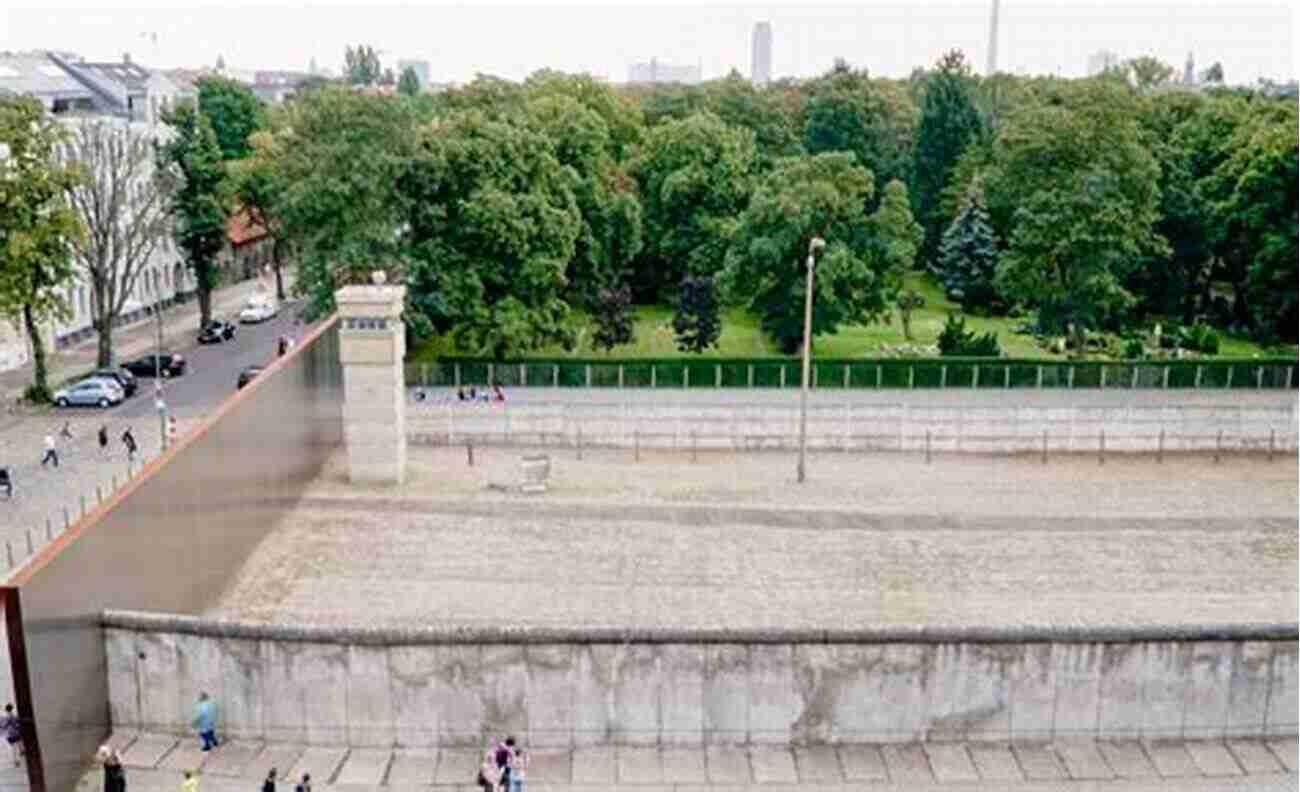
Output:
top-left (70, 733), bottom-right (1297, 792)
top-left (0, 275), bottom-right (287, 406)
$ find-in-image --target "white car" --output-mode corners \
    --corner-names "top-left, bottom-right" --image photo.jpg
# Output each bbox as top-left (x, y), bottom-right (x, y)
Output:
top-left (239, 301), bottom-right (278, 323)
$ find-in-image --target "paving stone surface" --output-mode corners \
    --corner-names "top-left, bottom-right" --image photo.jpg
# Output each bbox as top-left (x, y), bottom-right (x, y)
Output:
top-left (837, 744), bottom-right (888, 781)
top-left (158, 743), bottom-right (211, 773)
top-left (1228, 740), bottom-right (1285, 775)
top-left (661, 749), bottom-right (707, 784)
top-left (1098, 740), bottom-right (1159, 778)
top-left (242, 744), bottom-right (302, 785)
top-left (433, 748), bottom-right (479, 786)
top-left (1266, 738), bottom-right (1298, 772)
top-left (201, 741), bottom-right (262, 778)
top-left (1012, 743), bottom-right (1069, 781)
top-left (572, 747), bottom-right (616, 785)
top-left (967, 743), bottom-right (1023, 781)
top-left (1185, 741), bottom-right (1245, 777)
top-left (121, 734), bottom-right (178, 769)
top-left (924, 743), bottom-right (978, 783)
top-left (792, 746), bottom-right (841, 782)
top-left (617, 748), bottom-right (664, 784)
top-left (105, 732), bottom-right (138, 755)
top-left (704, 747), bottom-right (750, 784)
top-left (881, 744), bottom-right (933, 784)
top-left (380, 750), bottom-right (437, 787)
top-left (526, 750), bottom-right (572, 784)
top-left (333, 748), bottom-right (391, 787)
top-left (748, 747), bottom-right (798, 784)
top-left (284, 746), bottom-right (348, 786)
top-left (1056, 739), bottom-right (1114, 780)
top-left (1146, 740), bottom-right (1202, 778)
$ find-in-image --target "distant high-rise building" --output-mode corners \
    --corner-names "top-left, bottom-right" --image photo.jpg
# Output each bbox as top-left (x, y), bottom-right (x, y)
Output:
top-left (308, 56), bottom-right (319, 75)
top-left (1183, 51), bottom-right (1196, 85)
top-left (1087, 49), bottom-right (1121, 76)
top-left (986, 0), bottom-right (1000, 75)
top-left (627, 58), bottom-right (701, 85)
top-left (751, 21), bottom-right (772, 85)
top-left (397, 59), bottom-right (431, 88)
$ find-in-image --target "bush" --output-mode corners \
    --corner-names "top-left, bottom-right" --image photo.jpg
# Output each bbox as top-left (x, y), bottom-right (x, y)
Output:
top-left (937, 313), bottom-right (1003, 357)
top-left (1122, 338), bottom-right (1145, 360)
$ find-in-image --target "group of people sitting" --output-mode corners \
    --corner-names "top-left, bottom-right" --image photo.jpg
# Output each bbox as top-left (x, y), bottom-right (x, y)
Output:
top-left (477, 736), bottom-right (527, 792)
top-left (412, 384), bottom-right (507, 405)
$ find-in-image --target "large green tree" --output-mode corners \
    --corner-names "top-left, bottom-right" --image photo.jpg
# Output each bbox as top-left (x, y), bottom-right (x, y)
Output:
top-left (344, 44), bottom-right (382, 86)
top-left (196, 75), bottom-right (265, 160)
top-left (0, 97), bottom-right (84, 401)
top-left (1126, 55), bottom-right (1176, 91)
top-left (397, 67), bottom-right (421, 98)
top-left (630, 111), bottom-right (757, 301)
top-left (722, 152), bottom-right (897, 352)
top-left (256, 87), bottom-right (416, 319)
top-left (399, 110), bottom-right (581, 357)
top-left (911, 50), bottom-right (983, 265)
top-left (988, 82), bottom-right (1167, 343)
top-left (937, 179), bottom-right (1000, 312)
top-left (158, 101), bottom-right (229, 328)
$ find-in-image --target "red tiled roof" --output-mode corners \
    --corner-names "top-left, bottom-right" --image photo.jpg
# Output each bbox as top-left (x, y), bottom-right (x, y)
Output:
top-left (227, 209), bottom-right (268, 246)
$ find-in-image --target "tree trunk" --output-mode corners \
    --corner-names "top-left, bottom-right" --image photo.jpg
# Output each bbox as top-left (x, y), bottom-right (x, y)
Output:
top-left (272, 240), bottom-right (286, 302)
top-left (96, 319), bottom-right (113, 368)
top-left (900, 309), bottom-right (913, 341)
top-left (23, 302), bottom-right (49, 401)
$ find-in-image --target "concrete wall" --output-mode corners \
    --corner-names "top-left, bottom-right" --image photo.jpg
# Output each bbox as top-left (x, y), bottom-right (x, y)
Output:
top-left (408, 401), bottom-right (1299, 455)
top-left (3, 319), bottom-right (343, 792)
top-left (102, 614), bottom-right (1297, 748)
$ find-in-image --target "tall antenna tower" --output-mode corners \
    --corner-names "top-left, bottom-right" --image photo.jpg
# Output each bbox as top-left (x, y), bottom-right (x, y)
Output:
top-left (987, 0), bottom-right (1000, 75)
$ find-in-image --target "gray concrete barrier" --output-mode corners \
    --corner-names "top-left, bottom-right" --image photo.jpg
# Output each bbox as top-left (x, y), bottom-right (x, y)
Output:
top-left (103, 611), bottom-right (1297, 749)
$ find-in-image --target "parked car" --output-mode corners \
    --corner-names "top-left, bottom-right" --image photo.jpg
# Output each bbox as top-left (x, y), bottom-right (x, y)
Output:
top-left (197, 320), bottom-right (237, 344)
top-left (91, 367), bottom-right (137, 397)
top-left (239, 297), bottom-right (278, 324)
top-left (53, 378), bottom-right (124, 408)
top-left (122, 352), bottom-right (186, 378)
top-left (236, 365), bottom-right (264, 390)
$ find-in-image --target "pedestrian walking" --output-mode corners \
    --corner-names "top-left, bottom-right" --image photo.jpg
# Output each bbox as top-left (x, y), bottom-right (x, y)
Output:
top-left (60, 421), bottom-right (73, 440)
top-left (40, 434), bottom-right (58, 468)
top-left (261, 768), bottom-right (277, 792)
top-left (477, 750), bottom-right (500, 792)
top-left (192, 692), bottom-right (218, 751)
top-left (493, 384), bottom-right (506, 403)
top-left (510, 747), bottom-right (528, 792)
top-left (1, 704), bottom-right (22, 766)
top-left (122, 428), bottom-right (137, 461)
top-left (98, 424), bottom-right (109, 458)
top-left (97, 745), bottom-right (126, 792)
top-left (457, 387), bottom-right (467, 402)
top-left (180, 770), bottom-right (198, 792)
top-left (293, 773), bottom-right (311, 792)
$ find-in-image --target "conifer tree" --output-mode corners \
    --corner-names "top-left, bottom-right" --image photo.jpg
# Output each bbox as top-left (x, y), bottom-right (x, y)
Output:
top-left (937, 180), bottom-right (1000, 312)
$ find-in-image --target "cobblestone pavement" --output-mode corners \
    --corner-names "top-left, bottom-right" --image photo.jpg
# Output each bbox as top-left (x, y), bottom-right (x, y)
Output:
top-left (72, 733), bottom-right (1299, 791)
top-left (208, 449), bottom-right (1296, 630)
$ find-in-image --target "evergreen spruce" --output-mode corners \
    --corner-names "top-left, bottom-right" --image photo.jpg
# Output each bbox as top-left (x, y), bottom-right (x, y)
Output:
top-left (911, 50), bottom-right (983, 265)
top-left (937, 181), bottom-right (1000, 312)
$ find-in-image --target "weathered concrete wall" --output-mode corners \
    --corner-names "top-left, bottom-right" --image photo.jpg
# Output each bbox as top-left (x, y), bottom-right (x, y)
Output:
top-left (337, 286), bottom-right (406, 484)
top-left (407, 400), bottom-right (1298, 455)
top-left (103, 614), bottom-right (1297, 747)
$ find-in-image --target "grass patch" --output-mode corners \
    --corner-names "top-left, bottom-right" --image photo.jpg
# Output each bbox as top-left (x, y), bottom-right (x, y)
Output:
top-left (407, 272), bottom-right (1290, 363)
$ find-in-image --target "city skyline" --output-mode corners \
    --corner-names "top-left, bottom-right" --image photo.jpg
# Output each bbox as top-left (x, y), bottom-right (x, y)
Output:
top-left (0, 1), bottom-right (1294, 85)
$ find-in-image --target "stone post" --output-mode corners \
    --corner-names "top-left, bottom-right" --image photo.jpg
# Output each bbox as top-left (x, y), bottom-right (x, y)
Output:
top-left (337, 284), bottom-right (407, 485)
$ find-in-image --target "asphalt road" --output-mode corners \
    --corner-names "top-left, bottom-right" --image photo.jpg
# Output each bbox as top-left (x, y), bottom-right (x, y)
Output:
top-left (111, 300), bottom-right (307, 419)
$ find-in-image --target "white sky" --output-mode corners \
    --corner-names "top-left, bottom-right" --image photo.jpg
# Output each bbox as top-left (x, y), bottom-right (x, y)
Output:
top-left (0, 0), bottom-right (1294, 85)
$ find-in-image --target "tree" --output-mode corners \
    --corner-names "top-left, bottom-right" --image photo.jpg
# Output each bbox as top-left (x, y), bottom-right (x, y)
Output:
top-left (868, 179), bottom-right (923, 335)
top-left (911, 50), bottom-right (983, 264)
top-left (1126, 56), bottom-right (1176, 91)
top-left (399, 110), bottom-right (581, 357)
top-left (397, 66), bottom-right (421, 97)
top-left (937, 313), bottom-right (1000, 356)
top-left (157, 101), bottom-right (229, 329)
top-left (344, 45), bottom-right (382, 86)
top-left (592, 284), bottom-right (635, 352)
top-left (629, 111), bottom-right (756, 300)
top-left (232, 129), bottom-right (288, 301)
top-left (801, 66), bottom-right (917, 200)
top-left (196, 76), bottom-right (265, 160)
top-left (697, 73), bottom-right (801, 168)
top-left (987, 82), bottom-right (1166, 343)
top-left (672, 274), bottom-right (721, 353)
top-left (937, 180), bottom-right (1000, 312)
top-left (722, 152), bottom-right (893, 353)
top-left (380, 68), bottom-right (396, 87)
top-left (0, 97), bottom-right (84, 401)
top-left (62, 118), bottom-right (173, 367)
top-left (1200, 62), bottom-right (1224, 85)
top-left (259, 87), bottom-right (416, 319)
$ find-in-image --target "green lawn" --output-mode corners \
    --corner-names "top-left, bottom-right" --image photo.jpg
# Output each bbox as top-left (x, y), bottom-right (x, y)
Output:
top-left (407, 273), bottom-right (1290, 363)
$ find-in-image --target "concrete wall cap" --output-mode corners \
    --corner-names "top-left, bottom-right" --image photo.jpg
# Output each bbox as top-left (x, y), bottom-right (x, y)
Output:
top-left (100, 610), bottom-right (1300, 646)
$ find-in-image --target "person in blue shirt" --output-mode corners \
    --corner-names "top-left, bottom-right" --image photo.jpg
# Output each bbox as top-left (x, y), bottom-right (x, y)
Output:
top-left (192, 692), bottom-right (218, 751)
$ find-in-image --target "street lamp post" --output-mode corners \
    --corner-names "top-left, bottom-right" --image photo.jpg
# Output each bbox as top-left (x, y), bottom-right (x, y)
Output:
top-left (797, 236), bottom-right (826, 484)
top-left (154, 294), bottom-right (167, 450)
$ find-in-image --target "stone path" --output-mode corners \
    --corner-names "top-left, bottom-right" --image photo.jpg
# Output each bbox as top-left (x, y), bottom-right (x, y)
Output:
top-left (72, 734), bottom-right (1298, 791)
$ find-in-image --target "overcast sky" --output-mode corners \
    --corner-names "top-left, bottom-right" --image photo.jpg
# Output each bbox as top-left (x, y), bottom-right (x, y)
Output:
top-left (1, 1), bottom-right (1293, 85)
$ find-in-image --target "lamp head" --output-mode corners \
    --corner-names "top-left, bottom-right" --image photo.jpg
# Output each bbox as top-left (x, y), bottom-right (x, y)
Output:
top-left (808, 237), bottom-right (826, 256)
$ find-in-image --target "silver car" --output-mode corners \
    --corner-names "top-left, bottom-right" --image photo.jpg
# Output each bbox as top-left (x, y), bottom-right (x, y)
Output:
top-left (53, 378), bottom-right (124, 408)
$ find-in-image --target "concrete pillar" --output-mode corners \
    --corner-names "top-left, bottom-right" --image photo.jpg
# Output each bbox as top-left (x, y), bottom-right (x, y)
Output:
top-left (337, 284), bottom-right (407, 485)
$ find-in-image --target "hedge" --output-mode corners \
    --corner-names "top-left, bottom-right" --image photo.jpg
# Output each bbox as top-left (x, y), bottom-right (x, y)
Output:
top-left (404, 357), bottom-right (1299, 390)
